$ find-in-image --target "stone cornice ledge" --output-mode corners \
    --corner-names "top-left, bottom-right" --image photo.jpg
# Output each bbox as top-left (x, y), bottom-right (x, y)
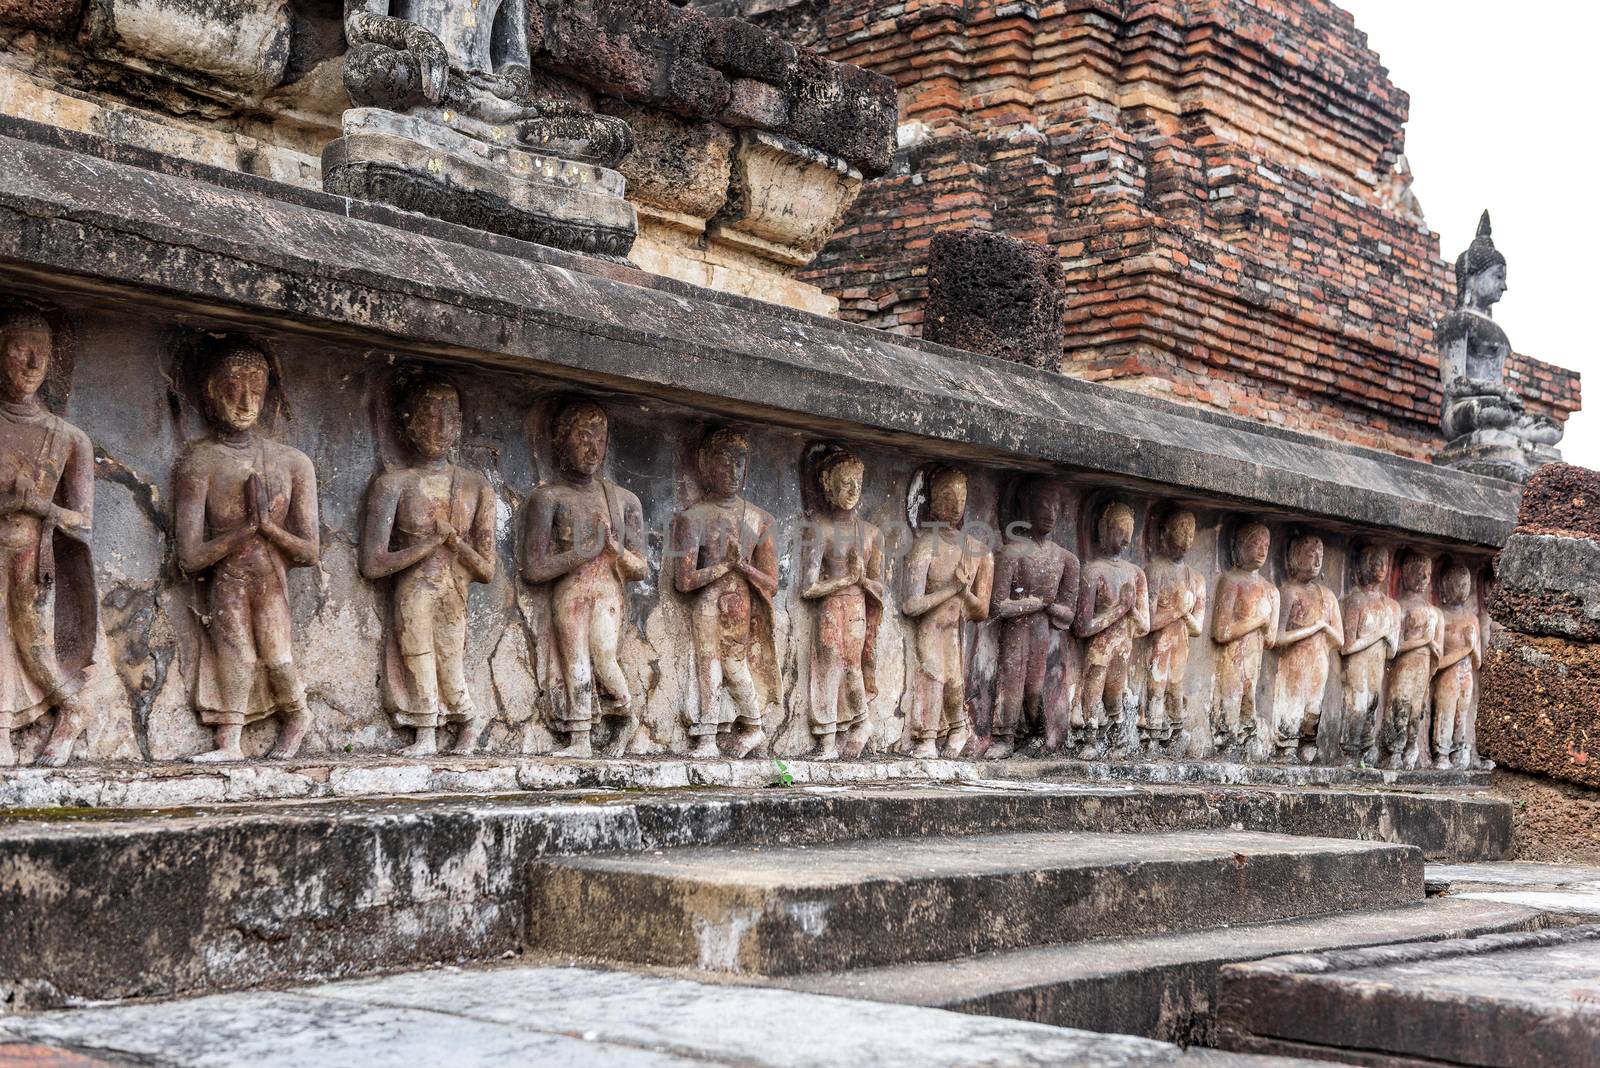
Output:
top-left (0, 128), bottom-right (1516, 548)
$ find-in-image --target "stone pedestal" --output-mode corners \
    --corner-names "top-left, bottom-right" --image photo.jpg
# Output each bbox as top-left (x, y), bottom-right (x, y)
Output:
top-left (322, 108), bottom-right (637, 259)
top-left (1435, 423), bottom-right (1561, 484)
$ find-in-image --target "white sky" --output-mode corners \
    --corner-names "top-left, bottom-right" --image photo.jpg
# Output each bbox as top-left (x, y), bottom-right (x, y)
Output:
top-left (1335, 1), bottom-right (1598, 466)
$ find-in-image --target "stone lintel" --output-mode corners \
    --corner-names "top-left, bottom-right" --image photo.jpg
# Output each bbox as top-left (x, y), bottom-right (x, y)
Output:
top-left (0, 124), bottom-right (1518, 548)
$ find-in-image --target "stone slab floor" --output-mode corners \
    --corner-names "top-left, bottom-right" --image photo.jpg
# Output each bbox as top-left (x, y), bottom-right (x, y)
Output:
top-left (0, 964), bottom-right (1321, 1068)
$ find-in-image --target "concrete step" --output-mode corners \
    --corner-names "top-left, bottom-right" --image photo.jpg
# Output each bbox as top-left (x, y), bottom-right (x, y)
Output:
top-left (779, 897), bottom-right (1549, 1045)
top-left (528, 830), bottom-right (1424, 975)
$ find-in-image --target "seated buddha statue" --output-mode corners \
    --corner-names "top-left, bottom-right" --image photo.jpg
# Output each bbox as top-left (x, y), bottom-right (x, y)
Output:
top-left (1435, 212), bottom-right (1562, 481)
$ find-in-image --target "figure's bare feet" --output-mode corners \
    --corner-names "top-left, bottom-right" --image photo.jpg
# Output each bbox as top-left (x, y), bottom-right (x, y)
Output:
top-left (601, 718), bottom-right (636, 759)
top-left (400, 727), bottom-right (438, 759)
top-left (811, 734), bottom-right (840, 762)
top-left (942, 729), bottom-right (971, 759)
top-left (731, 726), bottom-right (766, 759)
top-left (36, 706), bottom-right (83, 768)
top-left (269, 707), bottom-right (310, 760)
top-left (555, 731), bottom-right (593, 759)
top-left (690, 734), bottom-right (720, 759)
top-left (449, 720), bottom-right (485, 756)
top-left (0, 730), bottom-right (16, 767)
top-left (911, 737), bottom-right (938, 760)
top-left (1298, 744), bottom-right (1319, 765)
top-left (192, 745), bottom-right (245, 764)
top-left (983, 738), bottom-right (1013, 761)
top-left (841, 721), bottom-right (870, 759)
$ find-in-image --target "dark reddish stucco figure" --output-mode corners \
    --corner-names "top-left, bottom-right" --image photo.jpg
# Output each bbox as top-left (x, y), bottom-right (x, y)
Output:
top-left (1141, 509), bottom-right (1205, 755)
top-left (987, 477), bottom-right (1077, 759)
top-left (799, 446), bottom-right (884, 762)
top-left (0, 308), bottom-right (96, 769)
top-left (902, 466), bottom-right (993, 760)
top-left (1340, 545), bottom-right (1400, 767)
top-left (671, 428), bottom-right (778, 760)
top-left (1386, 552), bottom-right (1443, 770)
top-left (1209, 521), bottom-right (1278, 758)
top-left (1432, 564), bottom-right (1483, 770)
top-left (522, 401), bottom-right (648, 760)
top-left (1269, 534), bottom-right (1343, 764)
top-left (361, 376), bottom-right (496, 757)
top-left (177, 341), bottom-right (320, 763)
top-left (1074, 501), bottom-right (1149, 759)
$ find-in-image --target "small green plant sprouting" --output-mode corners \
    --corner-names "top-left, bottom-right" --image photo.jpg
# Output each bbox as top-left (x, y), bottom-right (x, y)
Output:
top-left (770, 759), bottom-right (795, 788)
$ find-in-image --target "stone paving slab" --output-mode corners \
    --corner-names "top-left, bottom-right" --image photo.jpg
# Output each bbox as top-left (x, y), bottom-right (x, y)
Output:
top-left (0, 754), bottom-right (1488, 811)
top-left (1217, 926), bottom-right (1600, 1066)
top-left (1428, 860), bottom-right (1600, 918)
top-left (1, 964), bottom-right (1321, 1067)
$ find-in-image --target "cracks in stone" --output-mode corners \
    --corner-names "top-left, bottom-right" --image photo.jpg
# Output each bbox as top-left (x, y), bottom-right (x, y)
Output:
top-left (93, 444), bottom-right (166, 535)
top-left (99, 581), bottom-right (174, 763)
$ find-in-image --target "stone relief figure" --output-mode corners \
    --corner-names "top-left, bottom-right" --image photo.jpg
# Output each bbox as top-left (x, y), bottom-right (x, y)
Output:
top-left (1209, 522), bottom-right (1278, 759)
top-left (176, 341), bottom-right (320, 763)
top-left (1435, 212), bottom-right (1562, 481)
top-left (521, 401), bottom-right (648, 759)
top-left (798, 446), bottom-right (883, 762)
top-left (340, 0), bottom-right (632, 162)
top-left (901, 466), bottom-right (993, 760)
top-left (1339, 545), bottom-right (1401, 767)
top-left (360, 376), bottom-right (496, 757)
top-left (0, 308), bottom-right (97, 769)
top-left (1385, 552), bottom-right (1444, 770)
top-left (1073, 501), bottom-right (1149, 759)
top-left (671, 428), bottom-right (778, 760)
top-left (1269, 534), bottom-right (1343, 765)
top-left (1142, 509), bottom-right (1205, 756)
top-left (1432, 564), bottom-right (1483, 770)
top-left (987, 477), bottom-right (1078, 759)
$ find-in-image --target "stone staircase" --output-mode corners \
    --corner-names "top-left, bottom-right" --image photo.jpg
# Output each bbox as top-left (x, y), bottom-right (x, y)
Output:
top-left (525, 824), bottom-right (1548, 1045)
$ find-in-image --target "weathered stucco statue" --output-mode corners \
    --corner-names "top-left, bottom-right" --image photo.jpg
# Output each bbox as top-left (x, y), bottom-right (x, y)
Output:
top-left (1435, 212), bottom-right (1563, 481)
top-left (361, 376), bottom-right (496, 757)
top-left (988, 477), bottom-right (1077, 759)
top-left (671, 428), bottom-right (778, 760)
top-left (1210, 522), bottom-right (1277, 758)
top-left (177, 341), bottom-right (320, 763)
top-left (1141, 509), bottom-right (1205, 755)
top-left (1339, 545), bottom-right (1400, 766)
top-left (522, 401), bottom-right (647, 759)
top-left (799, 446), bottom-right (883, 762)
top-left (1074, 501), bottom-right (1149, 758)
top-left (324, 0), bottom-right (638, 255)
top-left (0, 308), bottom-right (96, 769)
top-left (1386, 552), bottom-right (1443, 770)
top-left (902, 466), bottom-right (993, 760)
top-left (1432, 564), bottom-right (1483, 770)
top-left (1269, 534), bottom-right (1343, 764)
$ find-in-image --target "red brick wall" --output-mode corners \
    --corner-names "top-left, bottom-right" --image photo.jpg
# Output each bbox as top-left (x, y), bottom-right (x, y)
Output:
top-left (732, 0), bottom-right (1581, 459)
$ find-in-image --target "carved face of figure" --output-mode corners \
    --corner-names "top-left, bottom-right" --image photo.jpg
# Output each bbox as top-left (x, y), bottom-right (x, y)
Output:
top-left (401, 381), bottom-right (461, 461)
top-left (927, 468), bottom-right (967, 526)
top-left (1441, 565), bottom-right (1473, 607)
top-left (204, 348), bottom-right (270, 433)
top-left (1470, 262), bottom-right (1507, 308)
top-left (555, 404), bottom-right (607, 480)
top-left (1356, 545), bottom-right (1390, 588)
top-left (1161, 510), bottom-right (1196, 559)
top-left (0, 316), bottom-right (52, 403)
top-left (1401, 553), bottom-right (1433, 595)
top-left (1099, 502), bottom-right (1134, 556)
top-left (1287, 535), bottom-right (1323, 581)
top-left (821, 454), bottom-right (864, 512)
top-left (1233, 523), bottom-right (1270, 571)
top-left (700, 430), bottom-right (748, 500)
top-left (1024, 480), bottom-right (1058, 538)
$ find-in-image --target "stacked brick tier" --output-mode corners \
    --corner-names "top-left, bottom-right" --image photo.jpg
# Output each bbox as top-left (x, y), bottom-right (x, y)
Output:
top-left (718, 0), bottom-right (1580, 459)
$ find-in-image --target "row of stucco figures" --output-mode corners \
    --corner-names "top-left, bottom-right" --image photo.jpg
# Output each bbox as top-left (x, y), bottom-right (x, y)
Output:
top-left (0, 312), bottom-right (1483, 769)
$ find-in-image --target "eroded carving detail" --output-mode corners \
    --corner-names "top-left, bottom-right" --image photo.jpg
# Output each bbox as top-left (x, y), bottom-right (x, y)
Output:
top-left (1141, 509), bottom-right (1204, 757)
top-left (360, 375), bottom-right (496, 757)
top-left (1433, 564), bottom-right (1483, 770)
top-left (1339, 544), bottom-right (1400, 767)
top-left (1210, 521), bottom-right (1277, 759)
top-left (177, 340), bottom-right (320, 763)
top-left (1073, 500), bottom-right (1148, 759)
top-left (1270, 534), bottom-right (1342, 764)
top-left (1385, 552), bottom-right (1443, 770)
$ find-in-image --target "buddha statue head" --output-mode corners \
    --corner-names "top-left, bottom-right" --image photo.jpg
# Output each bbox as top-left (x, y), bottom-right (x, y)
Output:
top-left (1454, 211), bottom-right (1507, 314)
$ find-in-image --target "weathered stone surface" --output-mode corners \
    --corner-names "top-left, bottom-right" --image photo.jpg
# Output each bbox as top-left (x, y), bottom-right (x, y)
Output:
top-left (1479, 633), bottom-right (1600, 788)
top-left (1429, 861), bottom-right (1600, 919)
top-left (79, 0), bottom-right (292, 96)
top-left (0, 782), bottom-right (1513, 1006)
top-left (0, 0), bottom-right (81, 31)
top-left (2, 964), bottom-right (1324, 1067)
top-left (782, 52), bottom-right (895, 175)
top-left (1216, 926), bottom-right (1600, 1066)
top-left (1490, 533), bottom-right (1600, 640)
top-left (925, 230), bottom-right (1066, 369)
top-left (722, 77), bottom-right (789, 130)
top-left (598, 103), bottom-right (735, 221)
top-left (787, 898), bottom-right (1546, 1045)
top-left (528, 831), bottom-right (1422, 974)
top-left (706, 14), bottom-right (796, 83)
top-left (712, 129), bottom-right (861, 264)
top-left (1515, 461), bottom-right (1600, 538)
top-left (535, 0), bottom-right (732, 119)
